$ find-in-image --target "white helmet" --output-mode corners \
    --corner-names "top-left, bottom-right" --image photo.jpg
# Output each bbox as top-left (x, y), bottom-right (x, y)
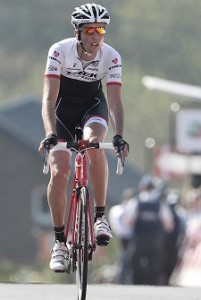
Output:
top-left (71, 3), bottom-right (110, 28)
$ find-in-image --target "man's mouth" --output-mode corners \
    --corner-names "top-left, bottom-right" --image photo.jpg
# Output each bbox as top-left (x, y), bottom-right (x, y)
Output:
top-left (91, 42), bottom-right (98, 46)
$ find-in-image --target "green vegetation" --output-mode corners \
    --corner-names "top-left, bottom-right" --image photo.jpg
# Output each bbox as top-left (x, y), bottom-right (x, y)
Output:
top-left (1, 1), bottom-right (201, 282)
top-left (1, 0), bottom-right (201, 169)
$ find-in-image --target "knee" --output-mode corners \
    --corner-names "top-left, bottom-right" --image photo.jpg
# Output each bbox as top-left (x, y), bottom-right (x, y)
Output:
top-left (88, 148), bottom-right (106, 165)
top-left (50, 165), bottom-right (70, 185)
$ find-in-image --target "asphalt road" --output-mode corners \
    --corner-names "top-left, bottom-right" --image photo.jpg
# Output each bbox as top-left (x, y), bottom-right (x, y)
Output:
top-left (1, 284), bottom-right (201, 300)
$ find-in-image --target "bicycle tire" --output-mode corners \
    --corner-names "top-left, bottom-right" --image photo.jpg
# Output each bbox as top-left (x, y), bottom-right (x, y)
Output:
top-left (76, 187), bottom-right (89, 300)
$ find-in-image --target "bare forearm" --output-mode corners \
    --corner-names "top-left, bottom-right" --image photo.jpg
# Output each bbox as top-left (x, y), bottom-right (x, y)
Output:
top-left (42, 99), bottom-right (56, 135)
top-left (110, 102), bottom-right (124, 136)
top-left (42, 77), bottom-right (60, 136)
top-left (107, 85), bottom-right (125, 136)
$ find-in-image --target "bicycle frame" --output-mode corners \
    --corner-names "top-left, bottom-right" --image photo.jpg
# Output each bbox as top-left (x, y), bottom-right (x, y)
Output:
top-left (65, 141), bottom-right (95, 260)
top-left (42, 138), bottom-right (124, 300)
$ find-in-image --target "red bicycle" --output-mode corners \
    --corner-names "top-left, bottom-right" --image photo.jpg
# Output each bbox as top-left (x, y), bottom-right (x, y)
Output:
top-left (43, 127), bottom-right (124, 300)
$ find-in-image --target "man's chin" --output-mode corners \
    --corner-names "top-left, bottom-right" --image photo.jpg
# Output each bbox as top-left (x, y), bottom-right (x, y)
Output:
top-left (90, 46), bottom-right (100, 54)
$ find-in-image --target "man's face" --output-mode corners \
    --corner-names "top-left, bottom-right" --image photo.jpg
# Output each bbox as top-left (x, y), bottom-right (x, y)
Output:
top-left (80, 23), bottom-right (106, 56)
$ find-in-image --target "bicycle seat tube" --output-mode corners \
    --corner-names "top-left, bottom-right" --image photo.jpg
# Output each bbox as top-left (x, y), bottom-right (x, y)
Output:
top-left (75, 150), bottom-right (88, 187)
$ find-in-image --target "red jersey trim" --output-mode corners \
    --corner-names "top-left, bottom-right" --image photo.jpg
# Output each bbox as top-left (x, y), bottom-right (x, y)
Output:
top-left (106, 82), bottom-right (122, 87)
top-left (44, 74), bottom-right (60, 79)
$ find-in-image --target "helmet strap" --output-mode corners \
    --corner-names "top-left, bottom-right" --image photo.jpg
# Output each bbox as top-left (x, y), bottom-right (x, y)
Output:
top-left (77, 27), bottom-right (82, 42)
top-left (76, 26), bottom-right (92, 56)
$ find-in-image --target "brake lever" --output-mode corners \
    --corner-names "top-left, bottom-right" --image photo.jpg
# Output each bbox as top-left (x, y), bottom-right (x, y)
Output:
top-left (43, 145), bottom-right (50, 174)
top-left (116, 141), bottom-right (125, 175)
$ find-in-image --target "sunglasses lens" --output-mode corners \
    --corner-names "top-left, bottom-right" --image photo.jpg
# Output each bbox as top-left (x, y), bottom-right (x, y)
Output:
top-left (83, 27), bottom-right (95, 34)
top-left (83, 27), bottom-right (106, 35)
top-left (96, 27), bottom-right (106, 34)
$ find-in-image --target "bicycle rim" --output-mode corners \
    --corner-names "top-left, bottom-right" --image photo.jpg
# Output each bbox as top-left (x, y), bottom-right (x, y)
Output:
top-left (76, 187), bottom-right (89, 300)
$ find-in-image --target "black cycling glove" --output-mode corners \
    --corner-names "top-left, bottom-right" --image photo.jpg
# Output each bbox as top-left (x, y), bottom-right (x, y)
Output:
top-left (43, 133), bottom-right (58, 148)
top-left (112, 135), bottom-right (129, 153)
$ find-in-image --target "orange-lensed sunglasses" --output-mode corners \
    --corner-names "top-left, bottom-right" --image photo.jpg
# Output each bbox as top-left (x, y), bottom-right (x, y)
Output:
top-left (82, 26), bottom-right (106, 35)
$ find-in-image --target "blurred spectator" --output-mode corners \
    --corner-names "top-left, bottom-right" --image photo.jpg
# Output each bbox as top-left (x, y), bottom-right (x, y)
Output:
top-left (109, 187), bottom-right (136, 284)
top-left (162, 189), bottom-right (186, 284)
top-left (172, 189), bottom-right (201, 287)
top-left (130, 174), bottom-right (175, 285)
top-left (183, 188), bottom-right (200, 219)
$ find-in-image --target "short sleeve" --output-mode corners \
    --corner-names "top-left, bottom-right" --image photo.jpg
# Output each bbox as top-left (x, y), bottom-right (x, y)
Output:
top-left (44, 43), bottom-right (64, 79)
top-left (105, 49), bottom-right (122, 86)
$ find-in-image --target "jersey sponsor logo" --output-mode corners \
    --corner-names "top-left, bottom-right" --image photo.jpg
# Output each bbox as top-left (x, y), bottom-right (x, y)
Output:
top-left (109, 74), bottom-right (121, 78)
top-left (48, 65), bottom-right (58, 71)
top-left (109, 64), bottom-right (122, 70)
top-left (87, 67), bottom-right (98, 71)
top-left (67, 67), bottom-right (82, 71)
top-left (66, 70), bottom-right (98, 81)
top-left (49, 56), bottom-right (61, 64)
top-left (91, 61), bottom-right (100, 67)
top-left (54, 51), bottom-right (60, 57)
top-left (112, 58), bottom-right (118, 64)
top-left (83, 60), bottom-right (99, 71)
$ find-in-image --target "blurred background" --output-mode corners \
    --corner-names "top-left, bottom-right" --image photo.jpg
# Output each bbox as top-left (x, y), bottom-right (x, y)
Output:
top-left (1, 0), bottom-right (201, 286)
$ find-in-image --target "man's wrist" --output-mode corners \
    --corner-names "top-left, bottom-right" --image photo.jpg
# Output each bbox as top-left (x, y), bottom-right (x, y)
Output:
top-left (112, 135), bottom-right (123, 148)
top-left (43, 133), bottom-right (58, 148)
top-left (113, 134), bottom-right (122, 139)
top-left (46, 133), bottom-right (57, 138)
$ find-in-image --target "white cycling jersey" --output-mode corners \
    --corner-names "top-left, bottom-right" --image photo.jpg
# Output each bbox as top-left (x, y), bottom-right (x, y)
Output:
top-left (45, 37), bottom-right (122, 86)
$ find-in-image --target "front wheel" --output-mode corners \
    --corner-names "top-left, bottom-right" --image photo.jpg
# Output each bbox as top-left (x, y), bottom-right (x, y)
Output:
top-left (76, 187), bottom-right (89, 300)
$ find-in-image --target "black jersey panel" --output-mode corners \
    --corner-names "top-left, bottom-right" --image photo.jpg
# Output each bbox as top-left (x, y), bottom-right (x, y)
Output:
top-left (58, 75), bottom-right (102, 99)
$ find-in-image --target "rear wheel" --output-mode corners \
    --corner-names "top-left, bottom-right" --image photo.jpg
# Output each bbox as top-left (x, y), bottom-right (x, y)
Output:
top-left (76, 187), bottom-right (89, 300)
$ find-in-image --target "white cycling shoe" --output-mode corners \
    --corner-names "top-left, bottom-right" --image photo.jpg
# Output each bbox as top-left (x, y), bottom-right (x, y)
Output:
top-left (49, 240), bottom-right (68, 272)
top-left (94, 216), bottom-right (113, 246)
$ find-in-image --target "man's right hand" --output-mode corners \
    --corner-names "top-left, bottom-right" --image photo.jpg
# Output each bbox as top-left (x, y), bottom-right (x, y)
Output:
top-left (38, 133), bottom-right (58, 155)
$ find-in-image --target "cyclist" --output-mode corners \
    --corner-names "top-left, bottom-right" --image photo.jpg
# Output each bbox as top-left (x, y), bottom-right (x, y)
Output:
top-left (39, 3), bottom-right (129, 272)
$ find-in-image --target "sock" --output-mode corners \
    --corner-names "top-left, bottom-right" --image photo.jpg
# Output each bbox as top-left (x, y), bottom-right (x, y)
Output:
top-left (54, 225), bottom-right (66, 243)
top-left (94, 206), bottom-right (105, 221)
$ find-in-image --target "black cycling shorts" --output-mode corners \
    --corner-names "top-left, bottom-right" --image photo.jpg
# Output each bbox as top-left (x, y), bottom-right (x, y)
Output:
top-left (55, 89), bottom-right (108, 142)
